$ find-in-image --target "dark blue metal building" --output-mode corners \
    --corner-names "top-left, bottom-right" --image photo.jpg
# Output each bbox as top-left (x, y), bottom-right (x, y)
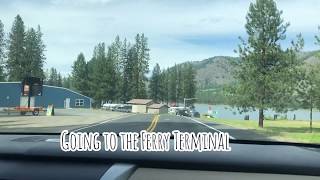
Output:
top-left (0, 82), bottom-right (92, 108)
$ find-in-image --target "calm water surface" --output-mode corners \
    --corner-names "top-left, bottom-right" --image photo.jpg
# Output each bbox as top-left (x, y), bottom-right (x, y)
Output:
top-left (194, 104), bottom-right (318, 121)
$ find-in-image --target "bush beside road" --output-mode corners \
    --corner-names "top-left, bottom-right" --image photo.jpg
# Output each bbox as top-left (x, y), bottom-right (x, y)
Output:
top-left (201, 116), bottom-right (320, 144)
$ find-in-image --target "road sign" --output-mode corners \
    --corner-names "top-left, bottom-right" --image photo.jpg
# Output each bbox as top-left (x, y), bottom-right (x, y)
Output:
top-left (21, 77), bottom-right (43, 97)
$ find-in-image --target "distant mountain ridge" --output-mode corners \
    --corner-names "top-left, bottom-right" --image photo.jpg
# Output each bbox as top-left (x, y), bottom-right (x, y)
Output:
top-left (190, 50), bottom-right (320, 89)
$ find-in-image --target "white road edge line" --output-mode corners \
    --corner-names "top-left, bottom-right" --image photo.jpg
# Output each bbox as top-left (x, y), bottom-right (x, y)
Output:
top-left (187, 117), bottom-right (236, 140)
top-left (72, 114), bottom-right (135, 132)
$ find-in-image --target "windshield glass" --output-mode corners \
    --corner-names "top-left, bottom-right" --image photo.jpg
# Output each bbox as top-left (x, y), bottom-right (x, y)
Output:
top-left (0, 0), bottom-right (319, 145)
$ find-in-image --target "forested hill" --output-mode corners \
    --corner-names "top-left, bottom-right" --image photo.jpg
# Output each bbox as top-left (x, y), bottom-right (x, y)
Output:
top-left (191, 50), bottom-right (320, 90)
top-left (191, 56), bottom-right (239, 89)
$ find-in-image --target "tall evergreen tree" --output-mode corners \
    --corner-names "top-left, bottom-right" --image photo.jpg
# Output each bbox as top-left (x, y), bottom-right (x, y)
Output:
top-left (35, 25), bottom-right (46, 77)
top-left (168, 65), bottom-right (177, 104)
top-left (182, 63), bottom-right (197, 102)
top-left (296, 64), bottom-right (320, 133)
top-left (120, 39), bottom-right (133, 102)
top-left (90, 43), bottom-right (106, 105)
top-left (131, 34), bottom-right (150, 98)
top-left (62, 75), bottom-right (73, 89)
top-left (176, 65), bottom-right (183, 103)
top-left (57, 73), bottom-right (62, 87)
top-left (24, 27), bottom-right (45, 78)
top-left (72, 53), bottom-right (89, 95)
top-left (7, 15), bottom-right (26, 81)
top-left (46, 67), bottom-right (62, 86)
top-left (88, 43), bottom-right (115, 106)
top-left (104, 46), bottom-right (118, 101)
top-left (159, 68), bottom-right (169, 104)
top-left (149, 63), bottom-right (161, 102)
top-left (0, 20), bottom-right (5, 81)
top-left (109, 36), bottom-right (122, 101)
top-left (231, 0), bottom-right (300, 127)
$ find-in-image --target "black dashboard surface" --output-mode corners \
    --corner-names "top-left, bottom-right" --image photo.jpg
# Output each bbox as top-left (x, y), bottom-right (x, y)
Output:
top-left (0, 134), bottom-right (319, 180)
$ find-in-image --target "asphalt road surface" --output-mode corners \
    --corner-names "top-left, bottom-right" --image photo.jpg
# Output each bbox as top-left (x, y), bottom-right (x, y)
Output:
top-left (73, 114), bottom-right (268, 140)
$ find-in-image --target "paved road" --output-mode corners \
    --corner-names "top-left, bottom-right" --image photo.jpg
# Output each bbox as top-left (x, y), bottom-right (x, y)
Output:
top-left (73, 114), bottom-right (269, 140)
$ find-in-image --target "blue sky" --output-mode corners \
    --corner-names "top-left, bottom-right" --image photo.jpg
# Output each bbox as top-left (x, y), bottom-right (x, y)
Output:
top-left (1, 0), bottom-right (320, 75)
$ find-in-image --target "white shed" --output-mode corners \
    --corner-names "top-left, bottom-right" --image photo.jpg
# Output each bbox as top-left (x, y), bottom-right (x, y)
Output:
top-left (147, 104), bottom-right (168, 114)
top-left (127, 99), bottom-right (153, 113)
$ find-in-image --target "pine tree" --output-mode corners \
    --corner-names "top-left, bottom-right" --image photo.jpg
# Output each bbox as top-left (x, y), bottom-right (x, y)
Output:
top-left (109, 36), bottom-right (122, 101)
top-left (131, 34), bottom-right (150, 98)
top-left (159, 69), bottom-right (169, 104)
top-left (120, 39), bottom-right (133, 102)
top-left (57, 73), bottom-right (63, 87)
top-left (72, 53), bottom-right (89, 95)
top-left (298, 27), bottom-right (320, 132)
top-left (0, 20), bottom-right (5, 81)
top-left (62, 75), bottom-right (73, 89)
top-left (176, 65), bottom-right (183, 103)
top-left (104, 46), bottom-right (118, 101)
top-left (7, 15), bottom-right (26, 81)
top-left (296, 64), bottom-right (320, 133)
top-left (232, 0), bottom-right (301, 127)
top-left (168, 65), bottom-right (177, 104)
top-left (182, 63), bottom-right (197, 102)
top-left (90, 43), bottom-right (106, 105)
top-left (47, 67), bottom-right (59, 86)
top-left (24, 27), bottom-right (45, 78)
top-left (35, 25), bottom-right (46, 77)
top-left (149, 63), bottom-right (161, 102)
top-left (88, 43), bottom-right (116, 107)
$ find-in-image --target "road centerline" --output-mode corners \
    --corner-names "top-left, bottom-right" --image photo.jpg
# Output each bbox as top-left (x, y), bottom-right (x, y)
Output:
top-left (146, 115), bottom-right (157, 132)
top-left (149, 115), bottom-right (160, 132)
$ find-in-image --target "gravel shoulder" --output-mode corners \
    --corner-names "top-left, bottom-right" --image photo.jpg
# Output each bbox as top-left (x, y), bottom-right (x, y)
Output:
top-left (0, 108), bottom-right (131, 133)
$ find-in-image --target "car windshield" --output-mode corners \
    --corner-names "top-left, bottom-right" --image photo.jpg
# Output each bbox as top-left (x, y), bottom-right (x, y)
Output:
top-left (0, 0), bottom-right (320, 145)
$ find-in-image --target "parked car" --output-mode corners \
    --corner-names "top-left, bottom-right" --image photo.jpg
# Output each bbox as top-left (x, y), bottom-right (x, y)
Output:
top-left (176, 109), bottom-right (192, 117)
top-left (102, 103), bottom-right (119, 110)
top-left (168, 107), bottom-right (185, 115)
top-left (192, 111), bottom-right (200, 118)
top-left (113, 105), bottom-right (132, 113)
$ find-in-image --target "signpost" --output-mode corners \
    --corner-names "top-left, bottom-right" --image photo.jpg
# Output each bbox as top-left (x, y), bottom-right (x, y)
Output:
top-left (21, 77), bottom-right (43, 108)
top-left (8, 76), bottom-right (46, 116)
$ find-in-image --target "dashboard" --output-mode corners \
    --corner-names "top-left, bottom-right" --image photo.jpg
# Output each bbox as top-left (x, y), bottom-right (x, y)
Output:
top-left (0, 134), bottom-right (319, 180)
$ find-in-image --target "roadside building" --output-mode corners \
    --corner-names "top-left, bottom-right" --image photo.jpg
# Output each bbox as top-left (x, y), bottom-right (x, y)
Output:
top-left (147, 103), bottom-right (168, 114)
top-left (0, 82), bottom-right (92, 108)
top-left (126, 99), bottom-right (153, 113)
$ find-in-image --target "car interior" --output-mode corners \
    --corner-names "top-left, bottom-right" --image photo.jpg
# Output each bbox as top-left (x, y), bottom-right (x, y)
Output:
top-left (0, 133), bottom-right (319, 180)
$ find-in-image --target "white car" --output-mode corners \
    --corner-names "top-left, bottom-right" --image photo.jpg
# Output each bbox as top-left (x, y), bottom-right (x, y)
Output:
top-left (102, 103), bottom-right (120, 110)
top-left (168, 107), bottom-right (186, 115)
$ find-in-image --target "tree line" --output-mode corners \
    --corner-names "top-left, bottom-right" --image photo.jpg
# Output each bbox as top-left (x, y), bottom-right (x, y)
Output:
top-left (0, 15), bottom-right (197, 107)
top-left (149, 62), bottom-right (196, 106)
top-left (228, 0), bottom-right (320, 131)
top-left (0, 15), bottom-right (45, 81)
top-left (0, 15), bottom-right (65, 87)
top-left (70, 35), bottom-right (197, 107)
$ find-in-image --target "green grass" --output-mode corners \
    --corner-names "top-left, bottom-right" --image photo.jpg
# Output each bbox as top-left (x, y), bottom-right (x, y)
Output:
top-left (201, 116), bottom-right (320, 144)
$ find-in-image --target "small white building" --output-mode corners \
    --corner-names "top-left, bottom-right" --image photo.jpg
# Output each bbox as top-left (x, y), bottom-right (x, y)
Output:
top-left (147, 104), bottom-right (168, 114)
top-left (127, 99), bottom-right (153, 113)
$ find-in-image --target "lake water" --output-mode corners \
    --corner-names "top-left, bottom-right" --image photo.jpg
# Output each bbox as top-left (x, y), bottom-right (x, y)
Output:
top-left (194, 104), bottom-right (318, 121)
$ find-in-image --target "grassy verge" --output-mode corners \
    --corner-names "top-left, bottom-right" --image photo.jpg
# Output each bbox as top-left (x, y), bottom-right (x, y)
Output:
top-left (201, 116), bottom-right (320, 144)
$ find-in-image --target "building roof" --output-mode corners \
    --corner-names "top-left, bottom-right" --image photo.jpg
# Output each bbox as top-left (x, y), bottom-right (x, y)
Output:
top-left (0, 82), bottom-right (92, 100)
top-left (127, 99), bottom-right (153, 105)
top-left (148, 103), bottom-right (168, 109)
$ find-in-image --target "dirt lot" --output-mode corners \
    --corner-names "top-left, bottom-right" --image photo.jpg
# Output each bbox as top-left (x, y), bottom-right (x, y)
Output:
top-left (0, 108), bottom-right (131, 133)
